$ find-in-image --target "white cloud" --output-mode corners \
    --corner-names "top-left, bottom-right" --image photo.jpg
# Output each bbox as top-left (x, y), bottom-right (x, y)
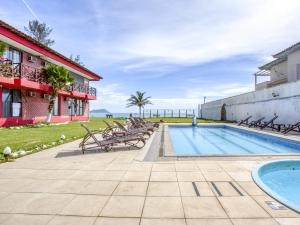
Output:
top-left (90, 83), bottom-right (128, 111)
top-left (87, 0), bottom-right (300, 71)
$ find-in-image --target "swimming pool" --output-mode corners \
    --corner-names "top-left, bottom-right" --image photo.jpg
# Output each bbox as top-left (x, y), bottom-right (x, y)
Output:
top-left (169, 125), bottom-right (300, 155)
top-left (252, 160), bottom-right (300, 212)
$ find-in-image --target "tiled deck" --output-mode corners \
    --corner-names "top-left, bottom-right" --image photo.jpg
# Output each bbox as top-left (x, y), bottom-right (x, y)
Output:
top-left (0, 139), bottom-right (299, 225)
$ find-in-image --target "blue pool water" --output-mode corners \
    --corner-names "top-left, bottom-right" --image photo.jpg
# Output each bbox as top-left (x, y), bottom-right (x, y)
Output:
top-left (169, 125), bottom-right (300, 155)
top-left (252, 160), bottom-right (300, 212)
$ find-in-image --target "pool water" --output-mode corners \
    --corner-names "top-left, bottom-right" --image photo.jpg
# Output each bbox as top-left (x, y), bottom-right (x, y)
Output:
top-left (169, 125), bottom-right (300, 155)
top-left (252, 160), bottom-right (300, 212)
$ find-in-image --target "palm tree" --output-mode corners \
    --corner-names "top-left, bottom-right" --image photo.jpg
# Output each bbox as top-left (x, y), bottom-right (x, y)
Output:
top-left (24, 20), bottom-right (55, 46)
top-left (127, 91), bottom-right (152, 117)
top-left (0, 41), bottom-right (6, 56)
top-left (42, 64), bottom-right (74, 122)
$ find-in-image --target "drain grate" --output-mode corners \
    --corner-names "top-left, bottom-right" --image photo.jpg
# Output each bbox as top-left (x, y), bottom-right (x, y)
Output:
top-left (211, 182), bottom-right (223, 196)
top-left (192, 182), bottom-right (200, 196)
top-left (229, 182), bottom-right (244, 196)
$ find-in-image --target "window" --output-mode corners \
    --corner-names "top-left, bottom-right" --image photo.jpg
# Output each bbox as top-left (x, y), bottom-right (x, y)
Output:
top-left (297, 64), bottom-right (300, 80)
top-left (5, 48), bottom-right (22, 74)
top-left (68, 98), bottom-right (75, 116)
top-left (77, 99), bottom-right (84, 116)
top-left (52, 96), bottom-right (59, 116)
top-left (6, 48), bottom-right (21, 64)
top-left (2, 88), bottom-right (22, 117)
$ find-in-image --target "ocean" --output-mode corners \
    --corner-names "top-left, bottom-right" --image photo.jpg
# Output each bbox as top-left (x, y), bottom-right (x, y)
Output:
top-left (90, 112), bottom-right (140, 118)
top-left (90, 110), bottom-right (198, 118)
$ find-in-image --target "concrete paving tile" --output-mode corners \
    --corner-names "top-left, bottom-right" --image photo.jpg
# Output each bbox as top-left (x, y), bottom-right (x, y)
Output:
top-left (94, 217), bottom-right (140, 225)
top-left (0, 179), bottom-right (34, 192)
top-left (186, 219), bottom-right (233, 225)
top-left (227, 171), bottom-right (253, 182)
top-left (253, 195), bottom-right (300, 218)
top-left (219, 163), bottom-right (249, 173)
top-left (202, 171), bottom-right (232, 181)
top-left (70, 170), bottom-right (105, 180)
top-left (211, 182), bottom-right (245, 196)
top-left (147, 182), bottom-right (180, 196)
top-left (195, 182), bottom-right (215, 196)
top-left (80, 181), bottom-right (119, 195)
top-left (129, 163), bottom-right (153, 172)
top-left (20, 179), bottom-right (61, 193)
top-left (197, 164), bottom-right (223, 172)
top-left (182, 197), bottom-right (227, 218)
top-left (218, 196), bottom-right (270, 218)
top-left (50, 180), bottom-right (90, 194)
top-left (178, 182), bottom-right (197, 197)
top-left (0, 192), bottom-right (9, 200)
top-left (113, 182), bottom-right (148, 196)
top-left (60, 195), bottom-right (109, 216)
top-left (175, 164), bottom-right (199, 171)
top-left (177, 172), bottom-right (205, 181)
top-left (2, 214), bottom-right (53, 225)
top-left (232, 218), bottom-right (279, 225)
top-left (237, 181), bottom-right (266, 196)
top-left (0, 193), bottom-right (37, 213)
top-left (105, 163), bottom-right (131, 171)
top-left (100, 196), bottom-right (145, 218)
top-left (150, 172), bottom-right (177, 182)
top-left (0, 169), bottom-right (38, 179)
top-left (15, 193), bottom-right (74, 215)
top-left (275, 218), bottom-right (300, 225)
top-left (122, 171), bottom-right (151, 181)
top-left (76, 162), bottom-right (108, 171)
top-left (152, 164), bottom-right (176, 171)
top-left (141, 218), bottom-right (186, 225)
top-left (142, 197), bottom-right (184, 218)
top-left (0, 214), bottom-right (11, 224)
top-left (97, 171), bottom-right (126, 181)
top-left (47, 215), bottom-right (96, 225)
top-left (39, 170), bottom-right (75, 180)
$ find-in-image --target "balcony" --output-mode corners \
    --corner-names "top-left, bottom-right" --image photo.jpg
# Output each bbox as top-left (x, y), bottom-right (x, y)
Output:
top-left (0, 59), bottom-right (96, 98)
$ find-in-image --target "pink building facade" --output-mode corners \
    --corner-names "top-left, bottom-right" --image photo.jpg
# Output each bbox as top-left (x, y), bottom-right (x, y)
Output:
top-left (0, 20), bottom-right (101, 126)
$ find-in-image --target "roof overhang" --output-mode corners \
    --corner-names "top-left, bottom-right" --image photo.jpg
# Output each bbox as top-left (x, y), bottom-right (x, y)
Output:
top-left (273, 41), bottom-right (300, 59)
top-left (0, 21), bottom-right (102, 81)
top-left (258, 57), bottom-right (287, 70)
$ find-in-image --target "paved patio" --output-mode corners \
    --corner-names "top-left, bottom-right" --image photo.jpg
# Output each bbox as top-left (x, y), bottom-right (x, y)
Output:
top-left (0, 139), bottom-right (299, 225)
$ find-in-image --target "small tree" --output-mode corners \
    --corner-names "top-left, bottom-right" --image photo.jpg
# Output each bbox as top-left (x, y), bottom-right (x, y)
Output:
top-left (42, 64), bottom-right (74, 122)
top-left (24, 20), bottom-right (55, 46)
top-left (127, 91), bottom-right (152, 118)
top-left (70, 54), bottom-right (84, 66)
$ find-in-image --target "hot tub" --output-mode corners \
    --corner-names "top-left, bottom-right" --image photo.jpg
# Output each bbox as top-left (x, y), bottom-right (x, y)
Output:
top-left (252, 159), bottom-right (300, 212)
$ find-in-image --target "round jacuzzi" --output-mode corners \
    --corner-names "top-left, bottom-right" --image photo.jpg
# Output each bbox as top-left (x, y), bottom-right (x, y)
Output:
top-left (252, 159), bottom-right (300, 212)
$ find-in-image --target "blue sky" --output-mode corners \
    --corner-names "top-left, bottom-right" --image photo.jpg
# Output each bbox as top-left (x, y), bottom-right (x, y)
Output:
top-left (2, 0), bottom-right (300, 112)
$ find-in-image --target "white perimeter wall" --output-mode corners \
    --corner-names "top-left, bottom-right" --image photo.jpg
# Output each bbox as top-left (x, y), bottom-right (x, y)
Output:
top-left (201, 80), bottom-right (300, 124)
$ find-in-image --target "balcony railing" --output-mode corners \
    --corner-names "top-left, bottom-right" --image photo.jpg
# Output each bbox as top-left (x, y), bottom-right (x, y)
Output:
top-left (0, 59), bottom-right (96, 97)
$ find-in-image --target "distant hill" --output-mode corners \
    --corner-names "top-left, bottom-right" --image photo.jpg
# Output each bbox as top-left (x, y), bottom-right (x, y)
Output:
top-left (90, 109), bottom-right (110, 114)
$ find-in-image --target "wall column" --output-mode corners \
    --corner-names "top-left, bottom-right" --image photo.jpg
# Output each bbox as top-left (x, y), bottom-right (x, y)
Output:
top-left (0, 86), bottom-right (2, 118)
top-left (58, 95), bottom-right (62, 116)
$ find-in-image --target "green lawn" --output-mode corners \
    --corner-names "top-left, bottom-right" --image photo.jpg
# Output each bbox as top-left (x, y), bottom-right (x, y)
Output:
top-left (0, 117), bottom-right (227, 158)
top-left (0, 118), bottom-right (123, 155)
